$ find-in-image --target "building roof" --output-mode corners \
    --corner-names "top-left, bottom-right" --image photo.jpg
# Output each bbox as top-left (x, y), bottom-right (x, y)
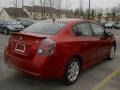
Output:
top-left (2, 8), bottom-right (29, 18)
top-left (24, 6), bottom-right (55, 13)
top-left (24, 6), bottom-right (66, 14)
top-left (24, 6), bottom-right (41, 12)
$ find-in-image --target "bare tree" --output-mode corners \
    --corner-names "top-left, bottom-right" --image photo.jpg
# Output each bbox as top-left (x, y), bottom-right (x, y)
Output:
top-left (48, 0), bottom-right (54, 18)
top-left (116, 4), bottom-right (120, 20)
top-left (39, 0), bottom-right (46, 19)
top-left (58, 0), bottom-right (62, 18)
top-left (13, 0), bottom-right (18, 19)
top-left (88, 0), bottom-right (91, 19)
top-left (80, 0), bottom-right (83, 17)
top-left (54, 0), bottom-right (63, 18)
top-left (32, 0), bottom-right (36, 20)
top-left (96, 8), bottom-right (103, 21)
top-left (14, 0), bottom-right (18, 8)
top-left (105, 8), bottom-right (111, 21)
top-left (22, 0), bottom-right (24, 8)
top-left (66, 0), bottom-right (68, 16)
top-left (111, 7), bottom-right (117, 21)
top-left (9, 0), bottom-right (14, 7)
top-left (74, 9), bottom-right (80, 18)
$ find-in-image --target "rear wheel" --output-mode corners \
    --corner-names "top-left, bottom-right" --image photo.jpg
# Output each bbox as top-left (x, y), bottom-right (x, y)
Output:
top-left (4, 29), bottom-right (9, 35)
top-left (64, 58), bottom-right (80, 85)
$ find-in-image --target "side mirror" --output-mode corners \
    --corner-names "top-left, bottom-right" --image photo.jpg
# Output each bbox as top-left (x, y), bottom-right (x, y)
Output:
top-left (106, 32), bottom-right (113, 37)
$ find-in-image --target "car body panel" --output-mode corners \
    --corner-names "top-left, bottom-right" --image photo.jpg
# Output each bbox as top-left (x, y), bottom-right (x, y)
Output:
top-left (104, 22), bottom-right (114, 28)
top-left (4, 19), bottom-right (116, 79)
top-left (0, 20), bottom-right (24, 33)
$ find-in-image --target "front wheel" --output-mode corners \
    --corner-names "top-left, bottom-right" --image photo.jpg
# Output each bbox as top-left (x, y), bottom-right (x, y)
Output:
top-left (64, 58), bottom-right (80, 85)
top-left (4, 29), bottom-right (9, 35)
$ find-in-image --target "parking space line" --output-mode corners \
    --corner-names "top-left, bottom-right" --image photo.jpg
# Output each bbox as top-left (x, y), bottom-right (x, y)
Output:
top-left (91, 66), bottom-right (120, 90)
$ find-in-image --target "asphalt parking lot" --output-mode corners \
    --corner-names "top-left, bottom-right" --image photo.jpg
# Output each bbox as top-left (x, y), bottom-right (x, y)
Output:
top-left (0, 29), bottom-right (120, 90)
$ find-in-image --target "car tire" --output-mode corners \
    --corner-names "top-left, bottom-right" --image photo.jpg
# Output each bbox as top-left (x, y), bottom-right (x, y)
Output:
top-left (64, 58), bottom-right (80, 85)
top-left (108, 45), bottom-right (116, 60)
top-left (4, 29), bottom-right (9, 35)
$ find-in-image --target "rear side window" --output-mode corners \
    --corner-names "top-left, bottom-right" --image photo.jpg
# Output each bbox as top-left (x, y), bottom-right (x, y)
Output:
top-left (90, 23), bottom-right (105, 36)
top-left (24, 21), bottom-right (65, 35)
top-left (73, 23), bottom-right (93, 36)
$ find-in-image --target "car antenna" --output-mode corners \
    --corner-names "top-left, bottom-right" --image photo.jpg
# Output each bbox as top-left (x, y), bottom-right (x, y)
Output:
top-left (52, 17), bottom-right (55, 24)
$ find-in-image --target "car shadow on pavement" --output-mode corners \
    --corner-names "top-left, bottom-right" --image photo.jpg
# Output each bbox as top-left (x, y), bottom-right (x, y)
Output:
top-left (0, 53), bottom-right (118, 90)
top-left (0, 60), bottom-right (111, 90)
top-left (0, 70), bottom-right (70, 90)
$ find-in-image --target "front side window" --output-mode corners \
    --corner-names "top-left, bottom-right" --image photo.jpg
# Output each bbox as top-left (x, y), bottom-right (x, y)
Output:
top-left (73, 23), bottom-right (93, 36)
top-left (90, 23), bottom-right (105, 36)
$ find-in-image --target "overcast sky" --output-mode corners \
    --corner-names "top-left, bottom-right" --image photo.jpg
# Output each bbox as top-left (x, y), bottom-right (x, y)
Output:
top-left (0, 0), bottom-right (120, 10)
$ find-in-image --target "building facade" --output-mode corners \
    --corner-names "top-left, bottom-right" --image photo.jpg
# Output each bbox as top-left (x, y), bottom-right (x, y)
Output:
top-left (0, 6), bottom-right (66, 20)
top-left (0, 8), bottom-right (29, 20)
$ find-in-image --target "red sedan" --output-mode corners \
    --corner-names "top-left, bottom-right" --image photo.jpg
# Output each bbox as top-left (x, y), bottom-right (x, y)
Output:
top-left (4, 19), bottom-right (116, 85)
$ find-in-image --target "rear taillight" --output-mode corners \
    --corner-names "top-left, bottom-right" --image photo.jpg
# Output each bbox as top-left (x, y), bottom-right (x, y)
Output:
top-left (37, 38), bottom-right (56, 56)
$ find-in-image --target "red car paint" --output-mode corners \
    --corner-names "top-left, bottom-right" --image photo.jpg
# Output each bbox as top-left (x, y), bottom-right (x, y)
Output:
top-left (4, 19), bottom-right (116, 79)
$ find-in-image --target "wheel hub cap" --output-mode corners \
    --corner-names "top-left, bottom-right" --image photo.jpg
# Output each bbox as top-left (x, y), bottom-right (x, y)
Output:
top-left (110, 46), bottom-right (115, 58)
top-left (68, 61), bottom-right (79, 82)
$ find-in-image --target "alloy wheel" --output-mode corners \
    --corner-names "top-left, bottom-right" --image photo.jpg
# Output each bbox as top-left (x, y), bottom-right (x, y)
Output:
top-left (110, 46), bottom-right (115, 59)
top-left (67, 61), bottom-right (79, 82)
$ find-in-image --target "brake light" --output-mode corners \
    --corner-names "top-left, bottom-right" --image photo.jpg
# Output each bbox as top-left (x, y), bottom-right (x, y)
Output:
top-left (37, 38), bottom-right (56, 56)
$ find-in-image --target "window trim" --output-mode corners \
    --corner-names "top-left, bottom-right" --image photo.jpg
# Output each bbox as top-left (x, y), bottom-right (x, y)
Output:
top-left (72, 22), bottom-right (94, 37)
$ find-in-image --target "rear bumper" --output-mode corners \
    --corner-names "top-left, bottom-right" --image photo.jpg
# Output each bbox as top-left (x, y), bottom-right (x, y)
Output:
top-left (4, 49), bottom-right (63, 79)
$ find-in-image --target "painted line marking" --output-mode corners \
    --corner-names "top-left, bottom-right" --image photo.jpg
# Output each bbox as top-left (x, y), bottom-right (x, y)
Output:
top-left (92, 67), bottom-right (120, 90)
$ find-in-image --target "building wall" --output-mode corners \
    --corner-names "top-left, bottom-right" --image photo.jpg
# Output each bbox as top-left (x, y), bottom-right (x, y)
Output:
top-left (35, 12), bottom-right (42, 20)
top-left (23, 8), bottom-right (34, 20)
top-left (23, 7), bottom-right (66, 20)
top-left (23, 8), bottom-right (43, 20)
top-left (0, 10), bottom-right (12, 20)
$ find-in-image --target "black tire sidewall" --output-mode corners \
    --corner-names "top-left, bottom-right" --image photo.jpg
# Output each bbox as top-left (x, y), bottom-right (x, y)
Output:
top-left (4, 29), bottom-right (9, 35)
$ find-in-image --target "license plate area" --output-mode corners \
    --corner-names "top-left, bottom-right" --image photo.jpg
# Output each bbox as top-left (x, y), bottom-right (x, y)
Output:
top-left (15, 43), bottom-right (26, 53)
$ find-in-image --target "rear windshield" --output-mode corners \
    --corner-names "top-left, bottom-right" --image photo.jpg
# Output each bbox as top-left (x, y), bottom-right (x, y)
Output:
top-left (24, 21), bottom-right (65, 35)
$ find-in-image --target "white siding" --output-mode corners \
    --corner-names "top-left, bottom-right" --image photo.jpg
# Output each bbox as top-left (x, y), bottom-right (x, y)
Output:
top-left (23, 7), bottom-right (66, 20)
top-left (23, 8), bottom-right (34, 20)
top-left (0, 10), bottom-right (12, 20)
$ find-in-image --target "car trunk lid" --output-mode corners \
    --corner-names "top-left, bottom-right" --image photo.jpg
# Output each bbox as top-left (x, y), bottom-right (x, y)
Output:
top-left (8, 32), bottom-right (49, 60)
